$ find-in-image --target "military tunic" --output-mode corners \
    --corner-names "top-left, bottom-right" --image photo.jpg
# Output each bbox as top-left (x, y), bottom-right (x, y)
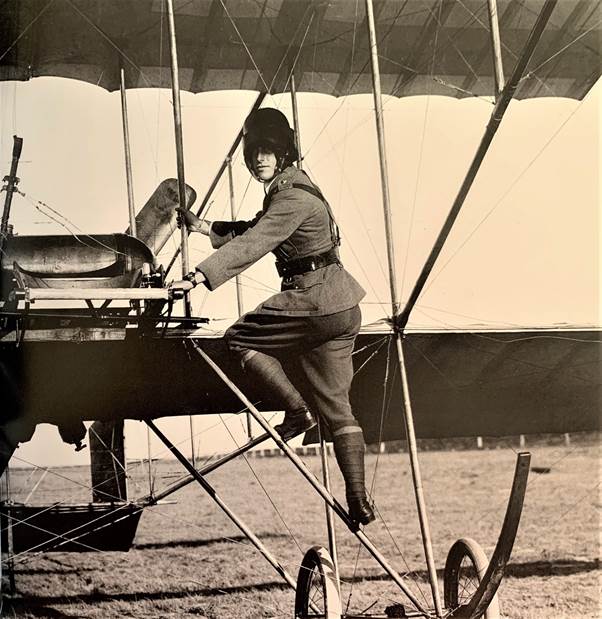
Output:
top-left (195, 165), bottom-right (365, 432)
top-left (196, 166), bottom-right (365, 316)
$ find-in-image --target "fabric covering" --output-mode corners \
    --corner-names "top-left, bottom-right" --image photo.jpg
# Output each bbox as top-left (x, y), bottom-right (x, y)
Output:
top-left (1, 0), bottom-right (600, 100)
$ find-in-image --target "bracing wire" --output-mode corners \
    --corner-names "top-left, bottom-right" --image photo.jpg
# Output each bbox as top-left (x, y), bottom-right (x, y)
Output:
top-left (218, 0), bottom-right (270, 93)
top-left (454, 0), bottom-right (555, 97)
top-left (2, 409), bottom-right (267, 545)
top-left (0, 0), bottom-right (55, 64)
top-left (16, 190), bottom-right (131, 258)
top-left (400, 0), bottom-right (443, 304)
top-left (418, 95), bottom-right (589, 301)
top-left (522, 17), bottom-right (602, 79)
top-left (218, 416), bottom-right (304, 555)
top-left (302, 160), bottom-right (391, 318)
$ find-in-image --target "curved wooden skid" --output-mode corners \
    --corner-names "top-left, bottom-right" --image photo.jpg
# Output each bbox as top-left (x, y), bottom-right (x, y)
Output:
top-left (451, 452), bottom-right (531, 618)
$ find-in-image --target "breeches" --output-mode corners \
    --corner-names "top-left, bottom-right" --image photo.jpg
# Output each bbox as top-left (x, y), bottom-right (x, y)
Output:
top-left (225, 305), bottom-right (362, 432)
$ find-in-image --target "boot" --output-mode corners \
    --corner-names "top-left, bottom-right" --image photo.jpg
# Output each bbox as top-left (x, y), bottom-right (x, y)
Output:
top-left (274, 407), bottom-right (316, 441)
top-left (242, 352), bottom-right (315, 440)
top-left (333, 428), bottom-right (375, 526)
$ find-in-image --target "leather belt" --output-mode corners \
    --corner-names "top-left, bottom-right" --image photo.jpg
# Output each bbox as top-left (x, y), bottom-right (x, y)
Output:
top-left (276, 247), bottom-right (340, 279)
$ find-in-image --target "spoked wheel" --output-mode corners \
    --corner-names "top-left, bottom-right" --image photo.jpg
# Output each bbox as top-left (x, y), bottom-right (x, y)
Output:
top-left (295, 546), bottom-right (342, 619)
top-left (444, 538), bottom-right (500, 619)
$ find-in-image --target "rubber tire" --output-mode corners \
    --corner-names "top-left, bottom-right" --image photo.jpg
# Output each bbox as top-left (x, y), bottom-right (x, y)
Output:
top-left (295, 546), bottom-right (342, 619)
top-left (444, 537), bottom-right (500, 619)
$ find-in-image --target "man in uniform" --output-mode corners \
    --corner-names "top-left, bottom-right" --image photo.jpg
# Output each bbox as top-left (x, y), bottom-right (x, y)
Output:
top-left (173, 108), bottom-right (374, 526)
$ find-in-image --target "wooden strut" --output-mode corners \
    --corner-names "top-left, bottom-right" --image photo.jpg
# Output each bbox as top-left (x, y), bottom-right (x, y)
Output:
top-left (119, 67), bottom-right (137, 237)
top-left (164, 92), bottom-right (266, 277)
top-left (364, 0), bottom-right (557, 616)
top-left (190, 341), bottom-right (431, 616)
top-left (139, 431), bottom-right (272, 506)
top-left (363, 0), bottom-right (442, 614)
top-left (165, 0), bottom-right (191, 317)
top-left (145, 420), bottom-right (300, 591)
top-left (289, 72), bottom-right (340, 590)
top-left (487, 0), bottom-right (505, 97)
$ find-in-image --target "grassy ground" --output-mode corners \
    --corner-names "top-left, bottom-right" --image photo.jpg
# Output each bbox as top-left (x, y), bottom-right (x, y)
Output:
top-left (1, 440), bottom-right (599, 618)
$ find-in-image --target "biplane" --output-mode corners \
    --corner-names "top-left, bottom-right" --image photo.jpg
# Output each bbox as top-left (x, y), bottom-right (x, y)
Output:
top-left (0, 0), bottom-right (600, 617)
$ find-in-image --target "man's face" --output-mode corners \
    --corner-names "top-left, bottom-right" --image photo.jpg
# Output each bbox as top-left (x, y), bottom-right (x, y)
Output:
top-left (252, 146), bottom-right (278, 182)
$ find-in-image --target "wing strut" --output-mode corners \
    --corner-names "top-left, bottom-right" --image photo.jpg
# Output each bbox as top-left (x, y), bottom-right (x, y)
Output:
top-left (164, 92), bottom-right (267, 277)
top-left (364, 0), bottom-right (442, 614)
top-left (166, 0), bottom-right (192, 316)
top-left (364, 0), bottom-right (558, 617)
top-left (119, 66), bottom-right (137, 237)
top-left (487, 0), bottom-right (505, 96)
top-left (289, 72), bottom-right (341, 593)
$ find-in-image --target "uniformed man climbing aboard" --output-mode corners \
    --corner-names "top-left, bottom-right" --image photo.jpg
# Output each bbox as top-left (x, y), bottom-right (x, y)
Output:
top-left (172, 108), bottom-right (375, 526)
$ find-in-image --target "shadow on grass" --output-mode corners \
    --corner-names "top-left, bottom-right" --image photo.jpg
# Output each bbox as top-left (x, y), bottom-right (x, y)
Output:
top-left (5, 558), bottom-right (598, 612)
top-left (0, 601), bottom-right (75, 618)
top-left (14, 567), bottom-right (96, 576)
top-left (367, 558), bottom-right (600, 583)
top-left (133, 532), bottom-right (288, 551)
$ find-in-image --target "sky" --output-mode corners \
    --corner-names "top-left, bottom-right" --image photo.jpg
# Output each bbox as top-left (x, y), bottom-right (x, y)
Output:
top-left (0, 74), bottom-right (599, 470)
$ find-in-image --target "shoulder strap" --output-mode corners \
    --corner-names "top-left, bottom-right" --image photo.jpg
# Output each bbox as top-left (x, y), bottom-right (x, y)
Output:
top-left (264, 181), bottom-right (341, 247)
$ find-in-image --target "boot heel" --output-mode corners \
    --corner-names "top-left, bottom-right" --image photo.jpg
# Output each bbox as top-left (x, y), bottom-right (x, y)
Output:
top-left (348, 496), bottom-right (376, 526)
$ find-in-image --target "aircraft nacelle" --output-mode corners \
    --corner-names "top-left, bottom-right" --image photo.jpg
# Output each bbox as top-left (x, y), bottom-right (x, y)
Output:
top-left (0, 178), bottom-right (196, 303)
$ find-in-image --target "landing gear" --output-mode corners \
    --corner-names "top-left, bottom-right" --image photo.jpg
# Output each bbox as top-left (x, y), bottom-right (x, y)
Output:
top-left (295, 546), bottom-right (342, 619)
top-left (444, 537), bottom-right (500, 619)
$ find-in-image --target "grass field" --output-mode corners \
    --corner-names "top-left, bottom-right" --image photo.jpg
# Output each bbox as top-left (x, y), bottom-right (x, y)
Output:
top-left (1, 437), bottom-right (599, 618)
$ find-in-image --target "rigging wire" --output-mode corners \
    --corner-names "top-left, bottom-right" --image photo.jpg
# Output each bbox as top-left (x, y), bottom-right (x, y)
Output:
top-left (523, 17), bottom-right (602, 78)
top-left (418, 96), bottom-right (589, 301)
top-left (412, 306), bottom-right (599, 380)
top-left (63, 0), bottom-right (172, 96)
top-left (218, 416), bottom-right (304, 555)
top-left (2, 409), bottom-right (264, 538)
top-left (0, 0), bottom-right (55, 64)
top-left (16, 190), bottom-right (131, 258)
top-left (400, 0), bottom-right (443, 305)
top-left (218, 0), bottom-right (270, 93)
top-left (454, 0), bottom-right (555, 97)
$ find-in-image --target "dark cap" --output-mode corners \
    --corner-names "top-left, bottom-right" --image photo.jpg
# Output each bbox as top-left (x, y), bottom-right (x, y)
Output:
top-left (243, 108), bottom-right (299, 172)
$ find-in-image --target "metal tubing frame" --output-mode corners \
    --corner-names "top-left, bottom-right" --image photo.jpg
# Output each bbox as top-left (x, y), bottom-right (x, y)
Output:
top-left (146, 420), bottom-right (298, 591)
top-left (487, 0), bottom-right (505, 96)
top-left (164, 92), bottom-right (266, 277)
top-left (141, 430), bottom-right (272, 506)
top-left (189, 340), bottom-right (430, 616)
top-left (165, 0), bottom-right (191, 316)
top-left (119, 68), bottom-right (137, 237)
top-left (364, 0), bottom-right (442, 614)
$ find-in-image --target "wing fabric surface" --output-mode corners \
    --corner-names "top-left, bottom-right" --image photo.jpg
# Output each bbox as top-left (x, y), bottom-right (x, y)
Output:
top-left (0, 330), bottom-right (599, 439)
top-left (1, 0), bottom-right (600, 99)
